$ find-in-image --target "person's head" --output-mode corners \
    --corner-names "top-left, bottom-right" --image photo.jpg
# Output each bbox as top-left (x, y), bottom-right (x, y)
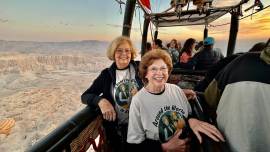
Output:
top-left (182, 38), bottom-right (196, 55)
top-left (204, 37), bottom-right (215, 46)
top-left (203, 37), bottom-right (215, 50)
top-left (107, 36), bottom-right (137, 69)
top-left (248, 42), bottom-right (266, 52)
top-left (139, 49), bottom-right (173, 87)
top-left (146, 42), bottom-right (152, 51)
top-left (169, 39), bottom-right (179, 49)
top-left (153, 39), bottom-right (163, 49)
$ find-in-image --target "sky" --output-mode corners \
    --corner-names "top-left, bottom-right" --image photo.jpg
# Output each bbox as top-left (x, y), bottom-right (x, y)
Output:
top-left (0, 0), bottom-right (269, 47)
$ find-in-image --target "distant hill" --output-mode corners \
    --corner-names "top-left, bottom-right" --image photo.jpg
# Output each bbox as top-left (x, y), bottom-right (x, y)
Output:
top-left (0, 40), bottom-right (109, 54)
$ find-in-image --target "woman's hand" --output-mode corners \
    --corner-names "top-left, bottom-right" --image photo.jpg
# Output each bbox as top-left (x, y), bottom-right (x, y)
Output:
top-left (98, 98), bottom-right (116, 121)
top-left (188, 118), bottom-right (225, 143)
top-left (161, 130), bottom-right (190, 152)
top-left (182, 89), bottom-right (196, 100)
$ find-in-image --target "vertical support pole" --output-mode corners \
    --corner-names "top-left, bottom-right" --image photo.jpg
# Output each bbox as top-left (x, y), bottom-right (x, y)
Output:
top-left (227, 8), bottom-right (240, 56)
top-left (122, 0), bottom-right (136, 37)
top-left (204, 25), bottom-right (208, 40)
top-left (154, 31), bottom-right (158, 41)
top-left (141, 17), bottom-right (150, 56)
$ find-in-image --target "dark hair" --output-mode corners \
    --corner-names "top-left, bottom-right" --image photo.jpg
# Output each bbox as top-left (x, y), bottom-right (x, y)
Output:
top-left (155, 39), bottom-right (163, 48)
top-left (146, 42), bottom-right (152, 51)
top-left (248, 42), bottom-right (266, 52)
top-left (139, 49), bottom-right (172, 84)
top-left (181, 38), bottom-right (196, 56)
top-left (167, 43), bottom-right (170, 48)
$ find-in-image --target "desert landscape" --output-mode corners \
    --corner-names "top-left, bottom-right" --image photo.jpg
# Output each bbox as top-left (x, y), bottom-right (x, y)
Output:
top-left (0, 40), bottom-right (111, 151)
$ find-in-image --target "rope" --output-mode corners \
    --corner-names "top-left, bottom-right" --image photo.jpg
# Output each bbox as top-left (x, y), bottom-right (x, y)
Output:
top-left (114, 0), bottom-right (126, 14)
top-left (114, 0), bottom-right (125, 5)
top-left (240, 4), bottom-right (270, 20)
top-left (150, 22), bottom-right (154, 42)
top-left (208, 22), bottom-right (231, 27)
top-left (138, 6), bottom-right (143, 36)
top-left (208, 5), bottom-right (270, 28)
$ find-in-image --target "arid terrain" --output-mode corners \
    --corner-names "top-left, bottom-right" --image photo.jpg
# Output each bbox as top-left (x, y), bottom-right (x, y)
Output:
top-left (0, 50), bottom-right (111, 151)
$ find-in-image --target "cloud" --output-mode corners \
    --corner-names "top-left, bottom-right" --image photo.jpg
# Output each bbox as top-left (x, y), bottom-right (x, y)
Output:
top-left (260, 27), bottom-right (270, 30)
top-left (106, 23), bottom-right (122, 28)
top-left (59, 21), bottom-right (71, 26)
top-left (257, 18), bottom-right (270, 24)
top-left (0, 18), bottom-right (8, 23)
top-left (237, 9), bottom-right (270, 39)
top-left (209, 30), bottom-right (229, 34)
top-left (240, 8), bottom-right (270, 29)
top-left (106, 23), bottom-right (140, 31)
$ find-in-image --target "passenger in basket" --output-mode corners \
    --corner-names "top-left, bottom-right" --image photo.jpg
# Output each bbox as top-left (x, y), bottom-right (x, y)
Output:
top-left (195, 41), bottom-right (267, 92)
top-left (167, 39), bottom-right (180, 66)
top-left (187, 37), bottom-right (224, 70)
top-left (204, 41), bottom-right (270, 152)
top-left (179, 38), bottom-right (196, 64)
top-left (81, 36), bottom-right (143, 152)
top-left (127, 49), bottom-right (225, 152)
top-left (153, 39), bottom-right (167, 50)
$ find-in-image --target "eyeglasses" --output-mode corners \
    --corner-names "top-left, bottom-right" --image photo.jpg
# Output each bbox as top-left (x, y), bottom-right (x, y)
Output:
top-left (148, 66), bottom-right (168, 73)
top-left (116, 48), bottom-right (131, 54)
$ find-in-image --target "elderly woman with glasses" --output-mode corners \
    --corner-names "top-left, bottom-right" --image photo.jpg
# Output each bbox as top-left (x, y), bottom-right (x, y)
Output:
top-left (127, 49), bottom-right (224, 152)
top-left (81, 36), bottom-right (143, 152)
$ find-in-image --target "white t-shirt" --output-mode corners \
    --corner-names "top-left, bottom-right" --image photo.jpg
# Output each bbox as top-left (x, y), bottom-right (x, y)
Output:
top-left (114, 65), bottom-right (139, 124)
top-left (127, 83), bottom-right (192, 143)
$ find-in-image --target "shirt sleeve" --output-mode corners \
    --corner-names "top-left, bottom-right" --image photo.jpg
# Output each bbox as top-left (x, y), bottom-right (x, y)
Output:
top-left (127, 96), bottom-right (145, 144)
top-left (180, 52), bottom-right (190, 63)
top-left (81, 69), bottom-right (107, 107)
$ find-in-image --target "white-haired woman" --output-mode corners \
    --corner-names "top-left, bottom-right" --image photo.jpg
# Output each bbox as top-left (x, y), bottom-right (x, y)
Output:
top-left (82, 36), bottom-right (143, 152)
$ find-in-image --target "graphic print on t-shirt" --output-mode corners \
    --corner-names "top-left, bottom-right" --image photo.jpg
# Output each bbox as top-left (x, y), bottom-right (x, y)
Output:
top-left (115, 79), bottom-right (138, 112)
top-left (158, 111), bottom-right (186, 143)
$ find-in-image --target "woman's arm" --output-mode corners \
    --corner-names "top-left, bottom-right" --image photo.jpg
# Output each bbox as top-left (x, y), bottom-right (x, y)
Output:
top-left (182, 89), bottom-right (196, 100)
top-left (81, 69), bottom-right (116, 121)
top-left (180, 52), bottom-right (190, 63)
top-left (81, 69), bottom-right (107, 107)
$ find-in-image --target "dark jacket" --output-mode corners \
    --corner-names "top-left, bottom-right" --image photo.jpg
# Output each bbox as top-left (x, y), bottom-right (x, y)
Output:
top-left (81, 60), bottom-right (143, 108)
top-left (188, 47), bottom-right (223, 70)
top-left (81, 60), bottom-right (143, 152)
top-left (194, 53), bottom-right (242, 92)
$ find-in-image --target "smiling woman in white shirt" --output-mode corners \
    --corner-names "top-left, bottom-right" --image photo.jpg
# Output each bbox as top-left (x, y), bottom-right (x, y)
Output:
top-left (127, 49), bottom-right (225, 152)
